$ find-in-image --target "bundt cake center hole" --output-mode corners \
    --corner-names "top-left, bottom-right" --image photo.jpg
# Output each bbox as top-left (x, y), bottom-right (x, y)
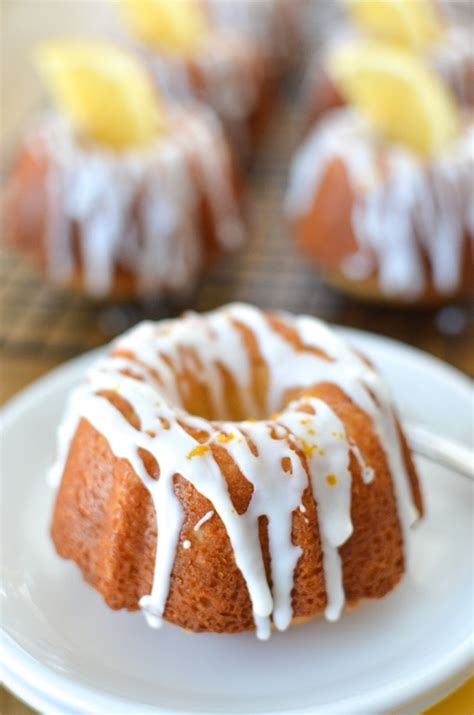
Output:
top-left (175, 382), bottom-right (319, 424)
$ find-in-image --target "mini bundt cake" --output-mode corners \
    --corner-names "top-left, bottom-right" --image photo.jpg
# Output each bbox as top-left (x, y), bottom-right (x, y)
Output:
top-left (289, 36), bottom-right (474, 306)
top-left (118, 0), bottom-right (275, 154)
top-left (50, 303), bottom-right (423, 638)
top-left (3, 42), bottom-right (244, 300)
top-left (307, 26), bottom-right (474, 124)
top-left (287, 108), bottom-right (474, 305)
top-left (306, 0), bottom-right (474, 124)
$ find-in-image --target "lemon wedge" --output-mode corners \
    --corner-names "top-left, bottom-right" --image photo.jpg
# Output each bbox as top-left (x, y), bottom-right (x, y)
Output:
top-left (344, 0), bottom-right (442, 50)
top-left (36, 40), bottom-right (166, 150)
top-left (328, 42), bottom-right (460, 155)
top-left (119, 0), bottom-right (208, 56)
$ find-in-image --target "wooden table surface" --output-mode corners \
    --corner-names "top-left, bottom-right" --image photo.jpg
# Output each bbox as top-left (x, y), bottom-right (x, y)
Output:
top-left (1, 2), bottom-right (472, 713)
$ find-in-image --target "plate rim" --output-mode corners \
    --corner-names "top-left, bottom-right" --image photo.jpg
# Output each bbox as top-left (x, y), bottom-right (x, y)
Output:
top-left (1, 629), bottom-right (473, 715)
top-left (1, 327), bottom-right (473, 714)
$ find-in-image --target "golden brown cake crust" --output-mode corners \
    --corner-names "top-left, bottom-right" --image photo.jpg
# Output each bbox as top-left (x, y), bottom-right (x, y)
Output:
top-left (3, 119), bottom-right (244, 301)
top-left (292, 157), bottom-right (474, 306)
top-left (51, 377), bottom-right (422, 634)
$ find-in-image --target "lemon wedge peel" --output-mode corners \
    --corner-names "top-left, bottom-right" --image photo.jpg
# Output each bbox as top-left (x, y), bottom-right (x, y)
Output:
top-left (328, 42), bottom-right (460, 156)
top-left (344, 0), bottom-right (443, 51)
top-left (36, 40), bottom-right (167, 150)
top-left (119, 0), bottom-right (208, 56)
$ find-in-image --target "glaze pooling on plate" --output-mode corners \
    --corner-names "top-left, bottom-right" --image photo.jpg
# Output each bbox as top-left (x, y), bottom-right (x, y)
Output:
top-left (50, 303), bottom-right (419, 639)
top-left (287, 109), bottom-right (473, 298)
top-left (31, 107), bottom-right (244, 297)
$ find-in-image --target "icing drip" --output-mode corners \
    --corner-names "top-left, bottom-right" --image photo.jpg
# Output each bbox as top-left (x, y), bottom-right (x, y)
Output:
top-left (350, 442), bottom-right (375, 484)
top-left (51, 303), bottom-right (419, 637)
top-left (430, 26), bottom-right (474, 105)
top-left (44, 167), bottom-right (75, 283)
top-left (172, 109), bottom-right (246, 250)
top-left (194, 510), bottom-right (214, 531)
top-left (139, 32), bottom-right (262, 125)
top-left (277, 400), bottom-right (353, 623)
top-left (207, 0), bottom-right (297, 64)
top-left (34, 109), bottom-right (244, 298)
top-left (286, 109), bottom-right (473, 298)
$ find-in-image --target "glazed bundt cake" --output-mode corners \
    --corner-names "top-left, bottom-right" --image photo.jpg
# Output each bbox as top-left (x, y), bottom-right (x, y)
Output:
top-left (4, 107), bottom-right (243, 299)
top-left (306, 0), bottom-right (474, 125)
top-left (287, 108), bottom-right (474, 305)
top-left (3, 42), bottom-right (244, 300)
top-left (308, 25), bottom-right (474, 125)
top-left (50, 304), bottom-right (422, 638)
top-left (288, 35), bottom-right (474, 306)
top-left (118, 0), bottom-right (275, 154)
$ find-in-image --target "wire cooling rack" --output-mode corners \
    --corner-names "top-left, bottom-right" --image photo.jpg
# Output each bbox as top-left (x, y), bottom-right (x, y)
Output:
top-left (1, 78), bottom-right (472, 374)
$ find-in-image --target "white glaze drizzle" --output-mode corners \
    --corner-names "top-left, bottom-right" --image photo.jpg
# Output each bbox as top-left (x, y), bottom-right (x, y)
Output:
top-left (138, 31), bottom-right (262, 125)
top-left (430, 25), bottom-right (474, 105)
top-left (51, 303), bottom-right (418, 637)
top-left (286, 109), bottom-right (473, 298)
top-left (193, 510), bottom-right (214, 531)
top-left (350, 442), bottom-right (375, 484)
top-left (32, 108), bottom-right (244, 298)
top-left (207, 0), bottom-right (299, 65)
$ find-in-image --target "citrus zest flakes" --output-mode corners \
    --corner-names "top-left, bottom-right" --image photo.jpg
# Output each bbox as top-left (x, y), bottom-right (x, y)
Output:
top-left (187, 444), bottom-right (210, 460)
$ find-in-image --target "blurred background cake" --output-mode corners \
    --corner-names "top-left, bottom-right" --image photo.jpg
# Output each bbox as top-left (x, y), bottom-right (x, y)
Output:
top-left (3, 40), bottom-right (245, 300)
top-left (205, 0), bottom-right (308, 73)
top-left (2, 0), bottom-right (472, 316)
top-left (305, 0), bottom-right (474, 124)
top-left (288, 0), bottom-right (474, 306)
top-left (116, 0), bottom-right (286, 155)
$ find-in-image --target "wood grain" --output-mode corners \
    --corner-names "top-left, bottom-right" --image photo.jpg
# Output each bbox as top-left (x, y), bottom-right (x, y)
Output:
top-left (1, 688), bottom-right (35, 715)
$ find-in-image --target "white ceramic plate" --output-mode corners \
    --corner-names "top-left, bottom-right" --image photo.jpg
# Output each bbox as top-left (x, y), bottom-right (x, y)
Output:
top-left (1, 329), bottom-right (473, 715)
